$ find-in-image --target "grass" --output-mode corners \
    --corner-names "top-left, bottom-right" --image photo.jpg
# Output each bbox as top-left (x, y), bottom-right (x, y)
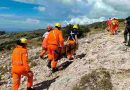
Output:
top-left (73, 68), bottom-right (113, 90)
top-left (30, 61), bottom-right (37, 68)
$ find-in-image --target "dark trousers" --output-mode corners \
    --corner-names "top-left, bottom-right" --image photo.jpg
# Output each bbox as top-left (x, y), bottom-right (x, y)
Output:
top-left (124, 29), bottom-right (128, 42)
top-left (126, 28), bottom-right (130, 46)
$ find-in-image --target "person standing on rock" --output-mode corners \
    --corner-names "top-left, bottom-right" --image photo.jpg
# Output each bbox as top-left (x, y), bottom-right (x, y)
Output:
top-left (66, 24), bottom-right (78, 60)
top-left (105, 18), bottom-right (112, 32)
top-left (123, 22), bottom-right (128, 43)
top-left (110, 18), bottom-right (119, 35)
top-left (11, 38), bottom-right (35, 90)
top-left (40, 26), bottom-right (53, 59)
top-left (124, 16), bottom-right (130, 46)
top-left (46, 23), bottom-right (64, 73)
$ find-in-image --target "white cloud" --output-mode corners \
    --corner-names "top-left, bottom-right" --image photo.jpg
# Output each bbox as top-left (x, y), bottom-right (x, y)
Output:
top-left (25, 18), bottom-right (40, 24)
top-left (12, 0), bottom-right (35, 3)
top-left (57, 0), bottom-right (88, 5)
top-left (65, 16), bottom-right (105, 25)
top-left (34, 6), bottom-right (46, 12)
top-left (0, 7), bottom-right (9, 10)
top-left (10, 0), bottom-right (130, 27)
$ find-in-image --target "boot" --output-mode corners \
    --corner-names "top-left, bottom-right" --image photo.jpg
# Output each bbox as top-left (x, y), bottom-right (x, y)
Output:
top-left (52, 68), bottom-right (58, 73)
top-left (27, 87), bottom-right (35, 90)
top-left (47, 60), bottom-right (51, 68)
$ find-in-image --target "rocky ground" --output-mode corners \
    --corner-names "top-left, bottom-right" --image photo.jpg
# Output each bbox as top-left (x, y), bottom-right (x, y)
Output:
top-left (1, 31), bottom-right (130, 90)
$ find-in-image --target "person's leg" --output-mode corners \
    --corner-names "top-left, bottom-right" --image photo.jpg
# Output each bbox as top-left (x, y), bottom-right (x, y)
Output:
top-left (23, 71), bottom-right (33, 89)
top-left (67, 44), bottom-right (73, 60)
top-left (124, 29), bottom-right (128, 43)
top-left (69, 40), bottom-right (76, 60)
top-left (12, 73), bottom-right (21, 90)
top-left (51, 46), bottom-right (58, 73)
top-left (47, 60), bottom-right (51, 68)
top-left (40, 48), bottom-right (47, 58)
top-left (47, 46), bottom-right (53, 68)
top-left (128, 28), bottom-right (130, 46)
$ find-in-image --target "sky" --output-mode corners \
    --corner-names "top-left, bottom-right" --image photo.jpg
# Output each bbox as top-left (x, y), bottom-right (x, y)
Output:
top-left (0, 0), bottom-right (130, 32)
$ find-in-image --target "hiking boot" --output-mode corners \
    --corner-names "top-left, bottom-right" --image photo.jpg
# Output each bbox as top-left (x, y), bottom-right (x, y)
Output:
top-left (27, 87), bottom-right (35, 90)
top-left (52, 68), bottom-right (58, 73)
top-left (123, 41), bottom-right (127, 43)
top-left (69, 57), bottom-right (74, 60)
top-left (47, 60), bottom-right (51, 68)
top-left (40, 55), bottom-right (43, 59)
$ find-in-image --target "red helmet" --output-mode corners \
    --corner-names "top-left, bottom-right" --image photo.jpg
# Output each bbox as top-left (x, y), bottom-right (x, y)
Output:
top-left (47, 26), bottom-right (52, 30)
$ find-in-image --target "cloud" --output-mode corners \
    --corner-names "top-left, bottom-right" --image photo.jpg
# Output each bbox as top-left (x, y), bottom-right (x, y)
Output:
top-left (0, 14), bottom-right (16, 18)
top-left (34, 6), bottom-right (46, 12)
top-left (8, 0), bottom-right (130, 31)
top-left (87, 0), bottom-right (130, 18)
top-left (25, 18), bottom-right (40, 24)
top-left (12, 0), bottom-right (35, 3)
top-left (65, 16), bottom-right (105, 25)
top-left (56, 0), bottom-right (88, 5)
top-left (0, 7), bottom-right (9, 10)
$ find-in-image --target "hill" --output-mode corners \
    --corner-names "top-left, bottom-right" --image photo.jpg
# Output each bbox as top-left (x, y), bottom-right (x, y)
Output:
top-left (0, 19), bottom-right (127, 90)
top-left (0, 19), bottom-right (125, 51)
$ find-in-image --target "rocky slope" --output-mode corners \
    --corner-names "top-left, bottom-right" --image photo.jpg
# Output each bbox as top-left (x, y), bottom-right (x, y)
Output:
top-left (1, 31), bottom-right (130, 90)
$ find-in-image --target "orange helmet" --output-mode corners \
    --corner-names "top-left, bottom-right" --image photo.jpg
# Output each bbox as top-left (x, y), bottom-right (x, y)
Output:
top-left (47, 25), bottom-right (52, 30)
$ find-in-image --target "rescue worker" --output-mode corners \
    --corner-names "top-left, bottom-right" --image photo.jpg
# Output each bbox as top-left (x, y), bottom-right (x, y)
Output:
top-left (110, 18), bottom-right (119, 35)
top-left (66, 24), bottom-right (78, 60)
top-left (105, 18), bottom-right (112, 32)
top-left (124, 16), bottom-right (130, 46)
top-left (123, 19), bottom-right (128, 43)
top-left (40, 26), bottom-right (53, 59)
top-left (46, 23), bottom-right (64, 73)
top-left (123, 28), bottom-right (128, 43)
top-left (11, 38), bottom-right (34, 90)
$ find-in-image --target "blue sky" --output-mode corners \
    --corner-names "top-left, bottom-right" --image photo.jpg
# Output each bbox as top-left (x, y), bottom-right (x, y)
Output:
top-left (0, 0), bottom-right (130, 32)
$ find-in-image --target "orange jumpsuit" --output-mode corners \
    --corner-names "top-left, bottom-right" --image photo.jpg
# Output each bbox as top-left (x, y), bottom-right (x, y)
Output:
top-left (12, 45), bottom-right (33, 90)
top-left (40, 32), bottom-right (49, 58)
top-left (110, 19), bottom-right (119, 34)
top-left (106, 19), bottom-right (112, 31)
top-left (46, 28), bottom-right (64, 69)
top-left (67, 40), bottom-right (76, 60)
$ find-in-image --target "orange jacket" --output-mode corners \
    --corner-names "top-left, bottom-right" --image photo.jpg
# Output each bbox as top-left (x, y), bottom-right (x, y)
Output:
top-left (111, 19), bottom-right (119, 26)
top-left (46, 28), bottom-right (64, 47)
top-left (12, 45), bottom-right (30, 73)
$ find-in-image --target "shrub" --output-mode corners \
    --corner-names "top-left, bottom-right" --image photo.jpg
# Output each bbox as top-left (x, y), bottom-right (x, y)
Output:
top-left (73, 68), bottom-right (113, 90)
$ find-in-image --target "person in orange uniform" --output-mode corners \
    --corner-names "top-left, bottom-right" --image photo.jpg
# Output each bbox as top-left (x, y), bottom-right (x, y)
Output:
top-left (46, 23), bottom-right (64, 73)
top-left (66, 24), bottom-right (78, 60)
top-left (11, 38), bottom-right (35, 90)
top-left (40, 26), bottom-right (53, 59)
top-left (105, 18), bottom-right (112, 31)
top-left (110, 18), bottom-right (119, 35)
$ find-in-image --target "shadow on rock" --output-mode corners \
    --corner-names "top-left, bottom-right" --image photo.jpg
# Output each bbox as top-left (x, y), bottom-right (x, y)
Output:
top-left (75, 53), bottom-right (86, 59)
top-left (57, 61), bottom-right (73, 71)
top-left (34, 76), bottom-right (59, 90)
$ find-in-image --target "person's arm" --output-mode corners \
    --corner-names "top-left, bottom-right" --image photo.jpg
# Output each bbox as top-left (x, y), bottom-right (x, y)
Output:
top-left (59, 31), bottom-right (64, 48)
top-left (75, 35), bottom-right (78, 44)
top-left (124, 20), bottom-right (127, 27)
top-left (74, 30), bottom-right (78, 43)
top-left (66, 36), bottom-right (70, 44)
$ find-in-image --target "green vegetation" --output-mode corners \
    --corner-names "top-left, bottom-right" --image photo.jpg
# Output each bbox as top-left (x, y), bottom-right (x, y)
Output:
top-left (0, 31), bottom-right (5, 35)
top-left (30, 61), bottom-right (37, 68)
top-left (73, 68), bottom-right (113, 90)
top-left (0, 19), bottom-right (125, 51)
top-left (63, 24), bottom-right (90, 39)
